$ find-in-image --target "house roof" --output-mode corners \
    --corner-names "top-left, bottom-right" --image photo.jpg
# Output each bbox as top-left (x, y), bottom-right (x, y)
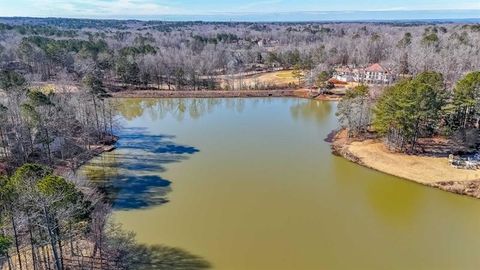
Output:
top-left (365, 63), bottom-right (389, 73)
top-left (335, 66), bottom-right (352, 73)
top-left (328, 78), bottom-right (348, 85)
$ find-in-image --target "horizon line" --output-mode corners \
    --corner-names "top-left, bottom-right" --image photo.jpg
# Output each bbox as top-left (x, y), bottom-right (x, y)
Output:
top-left (0, 9), bottom-right (479, 22)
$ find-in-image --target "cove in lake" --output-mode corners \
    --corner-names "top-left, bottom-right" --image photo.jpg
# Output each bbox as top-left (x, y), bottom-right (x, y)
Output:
top-left (83, 98), bottom-right (480, 270)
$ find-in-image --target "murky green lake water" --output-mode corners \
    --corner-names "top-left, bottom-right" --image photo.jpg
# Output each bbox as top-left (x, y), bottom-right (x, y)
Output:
top-left (84, 98), bottom-right (480, 270)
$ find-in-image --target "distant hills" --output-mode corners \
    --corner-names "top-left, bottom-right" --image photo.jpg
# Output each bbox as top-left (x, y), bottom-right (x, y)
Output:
top-left (0, 9), bottom-right (479, 23)
top-left (149, 10), bottom-right (480, 22)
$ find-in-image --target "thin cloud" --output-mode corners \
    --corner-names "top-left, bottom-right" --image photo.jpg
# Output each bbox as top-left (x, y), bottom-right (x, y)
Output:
top-left (1, 0), bottom-right (479, 18)
top-left (29, 0), bottom-right (177, 17)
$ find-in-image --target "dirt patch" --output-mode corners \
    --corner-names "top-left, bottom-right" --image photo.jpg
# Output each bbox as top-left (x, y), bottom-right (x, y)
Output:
top-left (331, 129), bottom-right (480, 199)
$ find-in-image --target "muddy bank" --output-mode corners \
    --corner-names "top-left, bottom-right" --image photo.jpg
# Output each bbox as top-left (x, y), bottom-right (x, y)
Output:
top-left (330, 130), bottom-right (365, 166)
top-left (428, 180), bottom-right (480, 199)
top-left (314, 94), bottom-right (342, 101)
top-left (111, 89), bottom-right (299, 98)
top-left (110, 88), bottom-right (344, 100)
top-left (330, 129), bottom-right (480, 199)
top-left (54, 136), bottom-right (118, 175)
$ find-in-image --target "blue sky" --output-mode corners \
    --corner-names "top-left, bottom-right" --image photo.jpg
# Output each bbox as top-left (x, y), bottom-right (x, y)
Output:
top-left (0, 0), bottom-right (479, 19)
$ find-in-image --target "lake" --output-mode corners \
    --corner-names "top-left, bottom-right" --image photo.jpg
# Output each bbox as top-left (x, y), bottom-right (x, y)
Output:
top-left (83, 98), bottom-right (480, 270)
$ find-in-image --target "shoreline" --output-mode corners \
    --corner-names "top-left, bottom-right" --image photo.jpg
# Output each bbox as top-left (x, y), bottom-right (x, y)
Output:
top-left (331, 129), bottom-right (480, 199)
top-left (0, 142), bottom-right (117, 176)
top-left (111, 89), bottom-right (300, 98)
top-left (54, 137), bottom-right (118, 175)
top-left (109, 89), bottom-right (343, 101)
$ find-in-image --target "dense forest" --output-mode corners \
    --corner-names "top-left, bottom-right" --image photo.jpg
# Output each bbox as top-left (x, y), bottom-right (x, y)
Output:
top-left (0, 18), bottom-right (479, 90)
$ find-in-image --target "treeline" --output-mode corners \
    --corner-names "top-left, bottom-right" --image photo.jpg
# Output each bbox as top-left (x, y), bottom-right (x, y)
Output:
top-left (0, 19), bottom-right (480, 90)
top-left (0, 164), bottom-right (211, 270)
top-left (337, 71), bottom-right (480, 153)
top-left (0, 70), bottom-right (114, 169)
top-left (0, 23), bottom-right (77, 37)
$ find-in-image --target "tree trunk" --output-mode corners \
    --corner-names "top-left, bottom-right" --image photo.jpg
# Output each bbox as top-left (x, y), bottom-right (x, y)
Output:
top-left (41, 245), bottom-right (49, 270)
top-left (10, 214), bottom-right (23, 270)
top-left (44, 124), bottom-right (52, 164)
top-left (0, 128), bottom-right (8, 158)
top-left (463, 107), bottom-right (470, 129)
top-left (92, 96), bottom-right (101, 140)
top-left (43, 206), bottom-right (62, 270)
top-left (55, 220), bottom-right (64, 269)
top-left (28, 220), bottom-right (38, 270)
top-left (1, 218), bottom-right (13, 270)
top-left (101, 100), bottom-right (108, 137)
top-left (108, 102), bottom-right (114, 136)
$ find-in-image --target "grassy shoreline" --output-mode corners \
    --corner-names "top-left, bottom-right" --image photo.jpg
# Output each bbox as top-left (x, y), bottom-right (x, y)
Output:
top-left (331, 129), bottom-right (480, 199)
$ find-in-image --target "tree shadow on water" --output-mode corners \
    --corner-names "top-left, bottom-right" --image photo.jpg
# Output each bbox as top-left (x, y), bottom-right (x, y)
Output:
top-left (152, 144), bottom-right (199, 154)
top-left (109, 175), bottom-right (172, 210)
top-left (111, 153), bottom-right (185, 172)
top-left (117, 128), bottom-right (199, 155)
top-left (107, 223), bottom-right (212, 269)
top-left (91, 127), bottom-right (200, 211)
top-left (131, 245), bottom-right (211, 270)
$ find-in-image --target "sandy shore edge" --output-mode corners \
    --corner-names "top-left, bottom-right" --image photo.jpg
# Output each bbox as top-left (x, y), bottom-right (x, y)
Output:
top-left (330, 129), bottom-right (480, 199)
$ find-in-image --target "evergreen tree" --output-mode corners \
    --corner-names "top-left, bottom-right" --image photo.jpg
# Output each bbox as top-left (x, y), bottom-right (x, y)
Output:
top-left (373, 72), bottom-right (447, 152)
top-left (451, 71), bottom-right (480, 129)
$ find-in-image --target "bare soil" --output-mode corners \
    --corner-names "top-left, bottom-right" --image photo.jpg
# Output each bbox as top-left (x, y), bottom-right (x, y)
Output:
top-left (111, 89), bottom-right (302, 98)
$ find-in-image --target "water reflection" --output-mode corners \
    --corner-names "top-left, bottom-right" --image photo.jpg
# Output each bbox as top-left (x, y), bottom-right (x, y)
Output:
top-left (290, 100), bottom-right (332, 124)
top-left (115, 98), bottom-right (260, 122)
top-left (84, 127), bottom-right (199, 210)
top-left (114, 98), bottom-right (145, 120)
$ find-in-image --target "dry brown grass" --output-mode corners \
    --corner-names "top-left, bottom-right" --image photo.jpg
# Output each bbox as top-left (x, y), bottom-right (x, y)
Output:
top-left (347, 140), bottom-right (480, 183)
top-left (250, 70), bottom-right (298, 84)
top-left (221, 70), bottom-right (300, 89)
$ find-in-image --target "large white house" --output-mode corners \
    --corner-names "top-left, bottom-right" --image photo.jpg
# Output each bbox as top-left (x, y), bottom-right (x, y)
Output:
top-left (334, 63), bottom-right (395, 84)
